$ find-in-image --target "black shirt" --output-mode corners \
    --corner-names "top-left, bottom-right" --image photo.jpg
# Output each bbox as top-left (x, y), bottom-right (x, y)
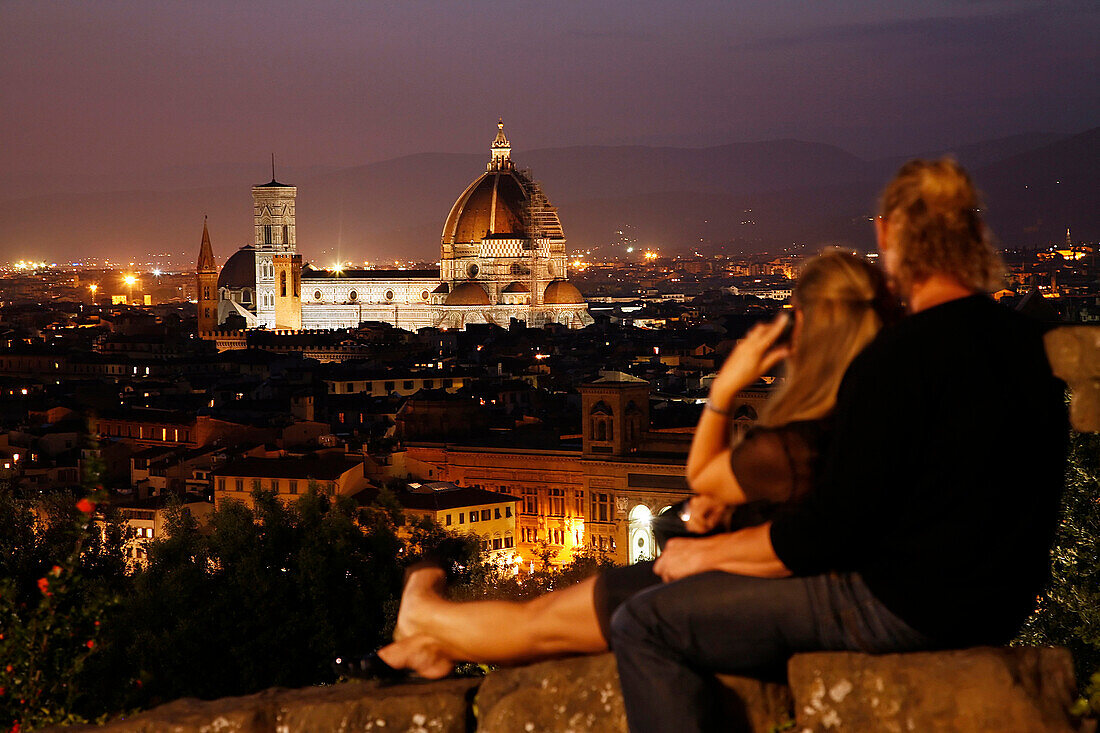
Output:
top-left (770, 295), bottom-right (1068, 644)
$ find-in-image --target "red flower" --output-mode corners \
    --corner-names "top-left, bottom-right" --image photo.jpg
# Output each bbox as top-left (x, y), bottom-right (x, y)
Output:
top-left (49, 565), bottom-right (62, 577)
top-left (36, 578), bottom-right (50, 596)
top-left (76, 498), bottom-right (96, 515)
top-left (86, 640), bottom-right (95, 649)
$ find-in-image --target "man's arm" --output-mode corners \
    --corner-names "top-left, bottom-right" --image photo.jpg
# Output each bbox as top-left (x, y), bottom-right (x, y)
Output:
top-left (653, 522), bottom-right (791, 582)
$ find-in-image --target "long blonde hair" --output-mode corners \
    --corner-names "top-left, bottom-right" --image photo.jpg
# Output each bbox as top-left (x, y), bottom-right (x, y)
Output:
top-left (759, 250), bottom-right (895, 427)
top-left (879, 158), bottom-right (1003, 293)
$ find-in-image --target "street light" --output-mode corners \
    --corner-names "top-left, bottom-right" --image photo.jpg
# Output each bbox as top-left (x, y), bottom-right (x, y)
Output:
top-left (88, 283), bottom-right (98, 303)
top-left (124, 275), bottom-right (137, 304)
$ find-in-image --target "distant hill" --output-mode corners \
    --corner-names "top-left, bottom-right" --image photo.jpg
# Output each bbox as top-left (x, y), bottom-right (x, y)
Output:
top-left (0, 129), bottom-right (1094, 265)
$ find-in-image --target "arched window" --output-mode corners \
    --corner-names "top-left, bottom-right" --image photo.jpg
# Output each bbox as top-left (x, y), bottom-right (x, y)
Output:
top-left (280, 271), bottom-right (287, 297)
top-left (596, 421), bottom-right (607, 441)
top-left (263, 225), bottom-right (272, 245)
top-left (282, 224), bottom-right (289, 246)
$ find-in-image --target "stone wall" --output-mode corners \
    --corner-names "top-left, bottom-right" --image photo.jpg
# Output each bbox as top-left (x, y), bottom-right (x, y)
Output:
top-left (53, 647), bottom-right (1084, 733)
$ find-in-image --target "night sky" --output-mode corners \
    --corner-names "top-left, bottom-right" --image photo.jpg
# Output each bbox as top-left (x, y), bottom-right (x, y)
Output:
top-left (3, 0), bottom-right (1097, 183)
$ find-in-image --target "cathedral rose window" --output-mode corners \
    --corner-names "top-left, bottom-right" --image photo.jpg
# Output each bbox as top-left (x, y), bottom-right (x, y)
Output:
top-left (313, 290), bottom-right (322, 301)
top-left (348, 290), bottom-right (358, 302)
top-left (384, 290), bottom-right (395, 301)
top-left (467, 263), bottom-right (480, 278)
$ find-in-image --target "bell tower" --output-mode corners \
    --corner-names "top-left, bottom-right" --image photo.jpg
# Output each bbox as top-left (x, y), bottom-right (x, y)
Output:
top-left (272, 253), bottom-right (302, 330)
top-left (253, 155), bottom-right (297, 329)
top-left (196, 217), bottom-right (219, 332)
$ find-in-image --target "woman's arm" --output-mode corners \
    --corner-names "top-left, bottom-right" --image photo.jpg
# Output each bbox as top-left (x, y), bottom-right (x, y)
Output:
top-left (686, 314), bottom-right (790, 504)
top-left (653, 522), bottom-right (791, 582)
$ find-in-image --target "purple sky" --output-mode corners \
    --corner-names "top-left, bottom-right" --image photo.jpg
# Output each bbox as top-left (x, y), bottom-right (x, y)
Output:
top-left (2, 0), bottom-right (1097, 189)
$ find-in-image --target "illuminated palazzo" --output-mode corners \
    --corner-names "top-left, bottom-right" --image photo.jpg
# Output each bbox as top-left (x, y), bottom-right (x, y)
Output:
top-left (398, 375), bottom-right (694, 567)
top-left (200, 121), bottom-right (593, 333)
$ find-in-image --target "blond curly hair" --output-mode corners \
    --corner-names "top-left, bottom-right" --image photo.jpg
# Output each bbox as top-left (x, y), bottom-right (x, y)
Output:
top-left (879, 158), bottom-right (1004, 293)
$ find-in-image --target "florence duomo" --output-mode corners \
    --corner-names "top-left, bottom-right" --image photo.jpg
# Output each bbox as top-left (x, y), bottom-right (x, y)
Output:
top-left (198, 120), bottom-right (592, 333)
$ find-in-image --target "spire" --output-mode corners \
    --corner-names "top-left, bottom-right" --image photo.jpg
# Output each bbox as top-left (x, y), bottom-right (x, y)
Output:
top-left (488, 117), bottom-right (512, 171)
top-left (197, 216), bottom-right (216, 273)
top-left (271, 152), bottom-right (276, 183)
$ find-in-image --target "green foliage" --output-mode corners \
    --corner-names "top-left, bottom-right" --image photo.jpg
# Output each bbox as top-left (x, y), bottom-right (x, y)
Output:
top-left (83, 488), bottom-right (406, 713)
top-left (0, 487), bottom-right (122, 731)
top-left (1016, 428), bottom-right (1100, 716)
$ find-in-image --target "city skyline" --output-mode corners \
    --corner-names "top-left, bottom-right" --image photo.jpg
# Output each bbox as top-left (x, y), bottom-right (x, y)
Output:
top-left (2, 1), bottom-right (1097, 261)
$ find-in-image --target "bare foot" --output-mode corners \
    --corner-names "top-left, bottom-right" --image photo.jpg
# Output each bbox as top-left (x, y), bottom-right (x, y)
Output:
top-left (377, 634), bottom-right (455, 680)
top-left (393, 564), bottom-right (448, 641)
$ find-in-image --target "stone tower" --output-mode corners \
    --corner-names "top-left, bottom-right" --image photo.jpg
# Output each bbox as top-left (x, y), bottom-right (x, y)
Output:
top-left (272, 252), bottom-right (302, 329)
top-left (579, 375), bottom-right (650, 457)
top-left (253, 159), bottom-right (297, 329)
top-left (196, 217), bottom-right (219, 332)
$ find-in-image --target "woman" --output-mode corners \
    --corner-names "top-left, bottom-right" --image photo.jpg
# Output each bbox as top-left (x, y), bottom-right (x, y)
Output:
top-left (363, 249), bottom-right (896, 680)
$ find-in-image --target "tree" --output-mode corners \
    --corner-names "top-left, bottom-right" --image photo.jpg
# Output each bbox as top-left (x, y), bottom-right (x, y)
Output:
top-left (1017, 428), bottom-right (1100, 711)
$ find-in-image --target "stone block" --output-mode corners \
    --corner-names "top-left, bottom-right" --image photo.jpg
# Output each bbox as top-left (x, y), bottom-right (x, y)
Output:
top-left (473, 653), bottom-right (791, 733)
top-left (1046, 325), bottom-right (1100, 432)
top-left (273, 678), bottom-right (477, 733)
top-left (788, 646), bottom-right (1079, 732)
top-left (474, 654), bottom-right (627, 733)
top-left (55, 678), bottom-right (478, 733)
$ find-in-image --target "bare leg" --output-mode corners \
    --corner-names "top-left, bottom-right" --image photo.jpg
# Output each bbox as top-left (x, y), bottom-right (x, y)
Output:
top-left (379, 569), bottom-right (607, 674)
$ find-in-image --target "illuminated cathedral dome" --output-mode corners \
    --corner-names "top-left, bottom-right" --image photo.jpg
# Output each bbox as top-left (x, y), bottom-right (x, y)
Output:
top-left (543, 280), bottom-right (584, 304)
top-left (440, 120), bottom-right (564, 248)
top-left (444, 281), bottom-right (491, 306)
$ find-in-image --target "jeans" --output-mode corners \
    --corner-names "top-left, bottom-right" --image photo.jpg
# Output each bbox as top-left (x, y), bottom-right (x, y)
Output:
top-left (609, 571), bottom-right (933, 733)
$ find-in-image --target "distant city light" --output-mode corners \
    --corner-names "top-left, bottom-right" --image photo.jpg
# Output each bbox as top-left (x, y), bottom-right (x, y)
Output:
top-left (123, 275), bottom-right (137, 286)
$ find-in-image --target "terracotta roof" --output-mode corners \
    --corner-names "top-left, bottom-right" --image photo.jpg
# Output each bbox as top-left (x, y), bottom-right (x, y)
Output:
top-left (213, 455), bottom-right (361, 480)
top-left (441, 171), bottom-right (529, 244)
top-left (502, 281), bottom-right (530, 293)
top-left (444, 281), bottom-right (491, 306)
top-left (543, 280), bottom-right (584, 304)
top-left (217, 246), bottom-right (256, 290)
top-left (396, 486), bottom-right (517, 511)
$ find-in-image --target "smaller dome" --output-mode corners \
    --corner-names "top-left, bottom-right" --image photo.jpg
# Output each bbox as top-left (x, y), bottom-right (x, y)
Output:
top-left (217, 246), bottom-right (256, 290)
top-left (543, 280), bottom-right (584, 304)
top-left (445, 282), bottom-right (491, 306)
top-left (502, 281), bottom-right (530, 293)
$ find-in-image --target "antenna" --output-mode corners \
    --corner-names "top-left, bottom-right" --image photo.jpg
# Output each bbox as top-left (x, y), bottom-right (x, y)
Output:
top-left (271, 153), bottom-right (276, 182)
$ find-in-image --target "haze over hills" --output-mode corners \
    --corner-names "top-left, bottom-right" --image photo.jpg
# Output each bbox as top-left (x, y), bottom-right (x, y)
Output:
top-left (0, 128), bottom-right (1094, 267)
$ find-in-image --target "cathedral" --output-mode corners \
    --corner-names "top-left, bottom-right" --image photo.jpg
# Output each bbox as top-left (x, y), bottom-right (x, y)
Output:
top-left (196, 121), bottom-right (592, 333)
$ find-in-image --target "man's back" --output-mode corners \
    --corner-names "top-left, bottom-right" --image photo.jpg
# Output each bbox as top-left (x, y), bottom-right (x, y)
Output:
top-left (771, 295), bottom-right (1068, 644)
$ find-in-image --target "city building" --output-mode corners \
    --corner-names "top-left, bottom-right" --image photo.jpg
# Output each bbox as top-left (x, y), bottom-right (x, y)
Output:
top-left (395, 373), bottom-right (698, 567)
top-left (202, 121), bottom-right (592, 333)
top-left (389, 481), bottom-right (519, 563)
top-left (211, 453), bottom-right (369, 511)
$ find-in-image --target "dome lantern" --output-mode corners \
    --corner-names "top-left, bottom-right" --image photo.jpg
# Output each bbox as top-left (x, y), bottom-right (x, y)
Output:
top-left (489, 118), bottom-right (512, 172)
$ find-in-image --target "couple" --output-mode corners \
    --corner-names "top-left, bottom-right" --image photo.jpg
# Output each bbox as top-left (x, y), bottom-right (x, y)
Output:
top-left (368, 159), bottom-right (1068, 732)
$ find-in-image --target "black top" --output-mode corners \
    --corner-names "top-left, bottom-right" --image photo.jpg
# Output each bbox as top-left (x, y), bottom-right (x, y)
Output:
top-left (732, 420), bottom-right (827, 504)
top-left (770, 295), bottom-right (1068, 645)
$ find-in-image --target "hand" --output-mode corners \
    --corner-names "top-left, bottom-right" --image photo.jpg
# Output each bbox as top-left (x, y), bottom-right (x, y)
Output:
top-left (708, 314), bottom-right (791, 409)
top-left (653, 536), bottom-right (715, 583)
top-left (681, 495), bottom-right (731, 534)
